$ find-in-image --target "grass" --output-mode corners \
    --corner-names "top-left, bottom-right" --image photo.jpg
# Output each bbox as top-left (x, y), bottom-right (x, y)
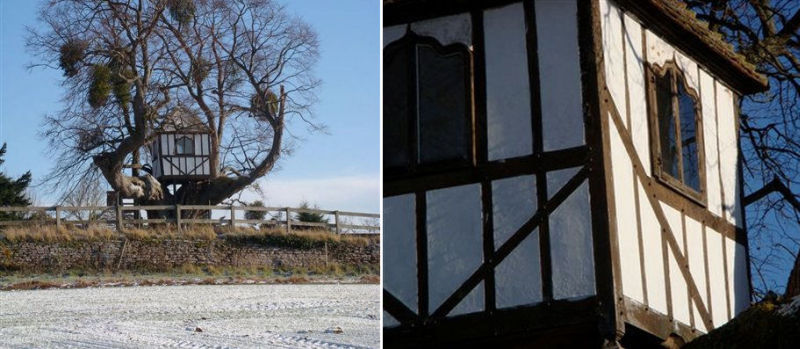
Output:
top-left (0, 225), bottom-right (115, 243)
top-left (0, 224), bottom-right (371, 248)
top-left (0, 264), bottom-right (380, 291)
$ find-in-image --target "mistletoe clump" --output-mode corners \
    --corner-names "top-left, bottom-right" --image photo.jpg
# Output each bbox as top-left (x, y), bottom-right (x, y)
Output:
top-left (58, 40), bottom-right (87, 78)
top-left (88, 64), bottom-right (112, 108)
top-left (167, 0), bottom-right (195, 26)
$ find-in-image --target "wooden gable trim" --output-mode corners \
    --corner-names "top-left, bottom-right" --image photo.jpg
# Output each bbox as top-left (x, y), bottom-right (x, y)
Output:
top-left (611, 0), bottom-right (767, 95)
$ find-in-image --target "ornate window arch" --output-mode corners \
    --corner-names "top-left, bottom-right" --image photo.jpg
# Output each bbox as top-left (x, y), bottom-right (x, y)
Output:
top-left (383, 31), bottom-right (473, 175)
top-left (175, 136), bottom-right (195, 155)
top-left (646, 60), bottom-right (706, 203)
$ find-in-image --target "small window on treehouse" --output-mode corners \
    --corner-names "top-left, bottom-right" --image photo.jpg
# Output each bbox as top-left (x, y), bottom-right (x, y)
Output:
top-left (175, 136), bottom-right (195, 155)
top-left (647, 62), bottom-right (705, 203)
top-left (384, 33), bottom-right (472, 173)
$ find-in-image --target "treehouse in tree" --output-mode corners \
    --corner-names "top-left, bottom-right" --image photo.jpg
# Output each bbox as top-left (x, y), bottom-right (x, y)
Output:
top-left (382, 0), bottom-right (769, 347)
top-left (147, 107), bottom-right (213, 184)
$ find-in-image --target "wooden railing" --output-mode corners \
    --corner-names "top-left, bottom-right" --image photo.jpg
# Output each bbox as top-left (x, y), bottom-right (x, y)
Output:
top-left (0, 205), bottom-right (380, 234)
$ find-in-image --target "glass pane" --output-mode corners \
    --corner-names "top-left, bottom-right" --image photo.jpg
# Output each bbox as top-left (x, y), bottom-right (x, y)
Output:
top-left (426, 184), bottom-right (483, 313)
top-left (656, 72), bottom-right (678, 178)
top-left (384, 47), bottom-right (411, 168)
top-left (548, 177), bottom-right (595, 300)
top-left (417, 44), bottom-right (469, 164)
top-left (678, 79), bottom-right (700, 191)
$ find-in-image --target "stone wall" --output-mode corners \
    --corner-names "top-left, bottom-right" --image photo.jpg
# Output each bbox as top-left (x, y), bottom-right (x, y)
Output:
top-left (0, 239), bottom-right (379, 273)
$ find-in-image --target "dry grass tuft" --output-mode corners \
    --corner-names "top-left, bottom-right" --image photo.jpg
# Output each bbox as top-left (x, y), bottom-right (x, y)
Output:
top-left (123, 224), bottom-right (216, 241)
top-left (0, 225), bottom-right (115, 243)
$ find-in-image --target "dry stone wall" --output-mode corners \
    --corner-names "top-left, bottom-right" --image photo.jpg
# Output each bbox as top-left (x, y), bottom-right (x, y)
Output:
top-left (0, 239), bottom-right (379, 273)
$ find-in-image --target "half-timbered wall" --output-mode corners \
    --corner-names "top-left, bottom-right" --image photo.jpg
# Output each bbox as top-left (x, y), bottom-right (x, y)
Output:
top-left (383, 0), bottom-right (594, 331)
top-left (151, 133), bottom-right (211, 178)
top-left (600, 0), bottom-right (749, 333)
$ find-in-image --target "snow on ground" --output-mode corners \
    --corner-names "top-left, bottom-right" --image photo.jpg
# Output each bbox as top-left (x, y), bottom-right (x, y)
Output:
top-left (0, 284), bottom-right (380, 348)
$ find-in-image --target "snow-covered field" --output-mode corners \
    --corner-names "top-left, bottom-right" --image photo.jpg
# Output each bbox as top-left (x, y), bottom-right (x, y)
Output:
top-left (0, 284), bottom-right (380, 348)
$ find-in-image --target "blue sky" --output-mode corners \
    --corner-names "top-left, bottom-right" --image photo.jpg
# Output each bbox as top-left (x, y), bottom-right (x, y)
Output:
top-left (0, 0), bottom-right (380, 213)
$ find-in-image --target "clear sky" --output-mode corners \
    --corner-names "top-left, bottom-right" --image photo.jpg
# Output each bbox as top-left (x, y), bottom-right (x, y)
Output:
top-left (0, 0), bottom-right (380, 213)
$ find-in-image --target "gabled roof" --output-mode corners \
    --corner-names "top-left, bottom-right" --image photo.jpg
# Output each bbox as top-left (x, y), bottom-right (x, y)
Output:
top-left (384, 0), bottom-right (769, 94)
top-left (159, 106), bottom-right (209, 133)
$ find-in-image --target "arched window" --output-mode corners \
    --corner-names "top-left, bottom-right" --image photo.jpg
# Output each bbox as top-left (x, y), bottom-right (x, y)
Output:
top-left (647, 61), bottom-right (705, 202)
top-left (175, 136), bottom-right (194, 155)
top-left (384, 32), bottom-right (472, 173)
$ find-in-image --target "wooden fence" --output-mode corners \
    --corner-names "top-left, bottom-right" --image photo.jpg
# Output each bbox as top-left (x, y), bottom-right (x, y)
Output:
top-left (0, 205), bottom-right (380, 235)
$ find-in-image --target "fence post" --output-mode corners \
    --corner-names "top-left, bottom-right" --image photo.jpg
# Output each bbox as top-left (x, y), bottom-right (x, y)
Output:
top-left (175, 204), bottom-right (182, 232)
top-left (230, 205), bottom-right (236, 227)
top-left (334, 211), bottom-right (340, 234)
top-left (285, 207), bottom-right (291, 234)
top-left (115, 204), bottom-right (123, 233)
top-left (55, 206), bottom-right (61, 229)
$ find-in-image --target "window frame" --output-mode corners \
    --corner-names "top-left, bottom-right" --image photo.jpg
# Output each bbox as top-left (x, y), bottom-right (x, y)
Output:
top-left (175, 135), bottom-right (195, 156)
top-left (383, 31), bottom-right (475, 178)
top-left (645, 60), bottom-right (707, 205)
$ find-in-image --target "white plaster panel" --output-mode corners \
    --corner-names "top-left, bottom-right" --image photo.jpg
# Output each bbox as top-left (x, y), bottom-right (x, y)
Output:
top-left (706, 229), bottom-right (728, 327)
top-left (450, 281), bottom-right (484, 317)
top-left (548, 177), bottom-right (595, 299)
top-left (384, 194), bottom-right (418, 313)
top-left (384, 311), bottom-right (400, 328)
top-left (427, 184), bottom-right (483, 313)
top-left (646, 29), bottom-right (675, 67)
top-left (639, 178), bottom-right (668, 314)
top-left (194, 136), bottom-right (202, 156)
top-left (716, 83), bottom-right (739, 226)
top-left (411, 13), bottom-right (472, 47)
top-left (201, 162), bottom-right (209, 176)
top-left (611, 115), bottom-right (644, 303)
top-left (700, 69), bottom-right (722, 217)
top-left (687, 217), bottom-right (709, 333)
top-left (202, 134), bottom-right (210, 156)
top-left (675, 51), bottom-right (700, 93)
top-left (732, 242), bottom-right (750, 316)
top-left (485, 2), bottom-right (532, 160)
top-left (187, 157), bottom-right (195, 174)
top-left (492, 175), bottom-right (537, 249)
top-left (661, 202), bottom-right (691, 326)
top-left (600, 0), bottom-right (627, 129)
top-left (537, 0), bottom-right (585, 151)
top-left (384, 25), bottom-right (406, 48)
top-left (160, 135), bottom-right (169, 156)
top-left (495, 229), bottom-right (542, 309)
top-left (624, 14), bottom-right (650, 176)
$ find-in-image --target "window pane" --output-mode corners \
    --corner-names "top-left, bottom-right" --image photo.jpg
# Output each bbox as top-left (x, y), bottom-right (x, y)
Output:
top-left (678, 79), bottom-right (700, 191)
top-left (417, 44), bottom-right (469, 164)
top-left (656, 72), bottom-right (678, 178)
top-left (384, 47), bottom-right (411, 168)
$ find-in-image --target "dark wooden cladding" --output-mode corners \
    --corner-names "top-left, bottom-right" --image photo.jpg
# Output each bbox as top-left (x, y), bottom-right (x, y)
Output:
top-left (384, 145), bottom-right (588, 197)
top-left (384, 0), bottom-right (521, 26)
top-left (580, 0), bottom-right (624, 341)
top-left (384, 290), bottom-right (419, 325)
top-left (415, 191), bottom-right (429, 318)
top-left (624, 297), bottom-right (700, 342)
top-left (384, 296), bottom-right (600, 348)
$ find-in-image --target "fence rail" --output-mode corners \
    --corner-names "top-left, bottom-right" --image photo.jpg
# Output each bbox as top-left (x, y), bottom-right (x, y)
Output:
top-left (0, 205), bottom-right (380, 235)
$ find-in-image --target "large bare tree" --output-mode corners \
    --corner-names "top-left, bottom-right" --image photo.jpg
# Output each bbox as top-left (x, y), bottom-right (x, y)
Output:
top-left (681, 0), bottom-right (800, 297)
top-left (27, 0), bottom-right (320, 206)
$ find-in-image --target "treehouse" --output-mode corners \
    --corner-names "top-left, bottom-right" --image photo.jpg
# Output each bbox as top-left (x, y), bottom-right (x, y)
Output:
top-left (147, 107), bottom-right (214, 184)
top-left (382, 0), bottom-right (769, 347)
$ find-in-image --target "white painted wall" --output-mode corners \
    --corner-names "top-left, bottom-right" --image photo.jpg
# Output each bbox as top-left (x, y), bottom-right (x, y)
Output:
top-left (601, 0), bottom-right (748, 333)
top-left (426, 184), bottom-right (484, 315)
top-left (383, 194), bottom-right (418, 316)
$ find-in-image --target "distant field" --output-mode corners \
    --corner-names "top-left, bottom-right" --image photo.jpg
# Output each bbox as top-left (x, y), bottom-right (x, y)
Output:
top-left (0, 284), bottom-right (380, 348)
